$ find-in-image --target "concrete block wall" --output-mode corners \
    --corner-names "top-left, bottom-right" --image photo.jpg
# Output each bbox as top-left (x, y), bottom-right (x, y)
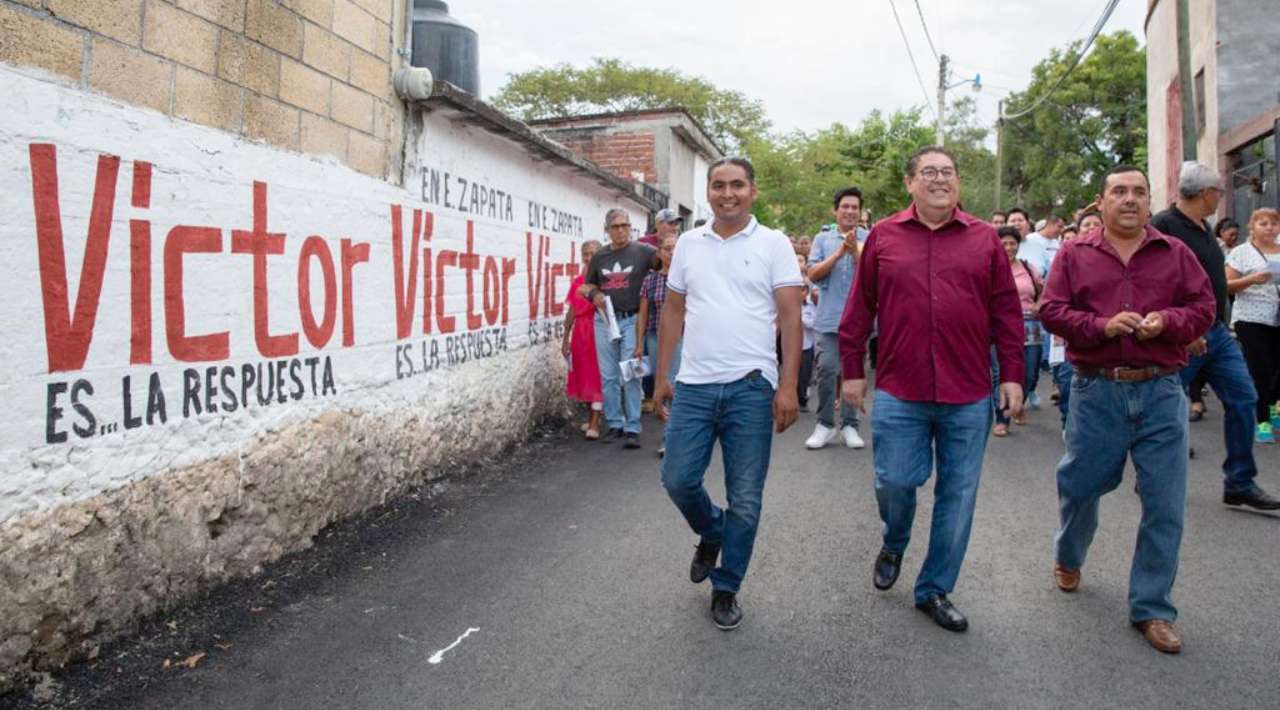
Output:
top-left (0, 0), bottom-right (403, 179)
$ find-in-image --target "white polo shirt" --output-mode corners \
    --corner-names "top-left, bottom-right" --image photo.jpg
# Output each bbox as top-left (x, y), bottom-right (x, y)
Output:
top-left (667, 217), bottom-right (803, 388)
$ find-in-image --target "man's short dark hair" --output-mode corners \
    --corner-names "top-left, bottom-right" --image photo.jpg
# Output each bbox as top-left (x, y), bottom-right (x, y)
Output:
top-left (1098, 164), bottom-right (1149, 196)
top-left (707, 157), bottom-right (755, 183)
top-left (997, 226), bottom-right (1023, 243)
top-left (832, 186), bottom-right (863, 210)
top-left (991, 211), bottom-right (1007, 220)
top-left (1006, 207), bottom-right (1030, 222)
top-left (905, 145), bottom-right (958, 177)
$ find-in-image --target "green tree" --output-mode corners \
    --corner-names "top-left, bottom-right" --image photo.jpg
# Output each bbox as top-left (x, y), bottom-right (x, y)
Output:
top-left (748, 98), bottom-right (994, 235)
top-left (999, 31), bottom-right (1147, 216)
top-left (491, 58), bottom-right (770, 151)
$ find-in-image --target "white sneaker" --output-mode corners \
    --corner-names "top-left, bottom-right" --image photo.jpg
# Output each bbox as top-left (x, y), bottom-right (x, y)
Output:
top-left (805, 424), bottom-right (836, 449)
top-left (841, 425), bottom-right (866, 449)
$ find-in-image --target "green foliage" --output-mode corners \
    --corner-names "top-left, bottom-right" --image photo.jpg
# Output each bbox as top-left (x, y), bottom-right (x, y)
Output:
top-left (491, 58), bottom-right (770, 151)
top-left (999, 31), bottom-right (1147, 216)
top-left (491, 33), bottom-right (1144, 230)
top-left (748, 98), bottom-right (993, 236)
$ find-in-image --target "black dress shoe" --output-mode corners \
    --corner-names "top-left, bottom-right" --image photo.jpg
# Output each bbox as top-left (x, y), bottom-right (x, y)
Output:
top-left (1224, 486), bottom-right (1280, 511)
top-left (690, 539), bottom-right (720, 583)
top-left (873, 548), bottom-right (903, 591)
top-left (624, 433), bottom-right (641, 449)
top-left (710, 590), bottom-right (743, 631)
top-left (915, 593), bottom-right (968, 632)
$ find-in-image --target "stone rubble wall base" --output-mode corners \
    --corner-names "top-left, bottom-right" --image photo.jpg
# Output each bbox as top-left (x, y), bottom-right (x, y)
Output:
top-left (0, 345), bottom-right (569, 692)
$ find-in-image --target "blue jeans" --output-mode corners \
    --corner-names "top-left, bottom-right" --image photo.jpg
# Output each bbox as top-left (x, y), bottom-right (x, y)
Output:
top-left (644, 331), bottom-right (681, 383)
top-left (596, 312), bottom-right (643, 434)
top-left (1055, 373), bottom-right (1188, 622)
top-left (661, 372), bottom-right (776, 593)
top-left (871, 390), bottom-right (992, 604)
top-left (1052, 362), bottom-right (1073, 428)
top-left (1178, 322), bottom-right (1259, 493)
top-left (990, 343), bottom-right (1041, 425)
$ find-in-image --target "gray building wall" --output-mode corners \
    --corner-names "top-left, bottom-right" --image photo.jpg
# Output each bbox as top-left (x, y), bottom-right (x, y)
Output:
top-left (1216, 0), bottom-right (1280, 139)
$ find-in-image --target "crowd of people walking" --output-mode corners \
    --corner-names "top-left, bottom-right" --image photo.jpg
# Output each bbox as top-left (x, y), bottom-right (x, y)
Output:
top-left (562, 149), bottom-right (1279, 653)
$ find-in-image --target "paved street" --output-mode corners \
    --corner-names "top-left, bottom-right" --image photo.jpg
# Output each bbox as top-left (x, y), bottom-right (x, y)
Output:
top-left (16, 387), bottom-right (1280, 709)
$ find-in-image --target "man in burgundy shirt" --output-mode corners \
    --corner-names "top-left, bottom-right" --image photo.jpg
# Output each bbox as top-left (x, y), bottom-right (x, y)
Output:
top-left (1039, 165), bottom-right (1215, 655)
top-left (838, 146), bottom-right (1025, 633)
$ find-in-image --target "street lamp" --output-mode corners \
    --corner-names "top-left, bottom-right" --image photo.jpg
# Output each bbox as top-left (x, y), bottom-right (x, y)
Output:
top-left (936, 54), bottom-right (982, 145)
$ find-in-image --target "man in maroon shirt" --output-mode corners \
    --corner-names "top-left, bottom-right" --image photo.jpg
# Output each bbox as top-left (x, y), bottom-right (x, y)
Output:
top-left (838, 146), bottom-right (1025, 633)
top-left (1039, 165), bottom-right (1215, 655)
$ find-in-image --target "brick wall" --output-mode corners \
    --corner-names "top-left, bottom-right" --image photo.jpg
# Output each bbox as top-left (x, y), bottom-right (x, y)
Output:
top-left (0, 0), bottom-right (403, 179)
top-left (555, 131), bottom-right (656, 184)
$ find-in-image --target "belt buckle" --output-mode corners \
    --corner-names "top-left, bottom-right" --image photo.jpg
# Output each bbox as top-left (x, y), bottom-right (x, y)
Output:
top-left (1108, 367), bottom-right (1124, 381)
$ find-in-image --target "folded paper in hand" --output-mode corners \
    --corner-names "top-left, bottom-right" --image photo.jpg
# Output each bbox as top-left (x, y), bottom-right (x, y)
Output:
top-left (604, 295), bottom-right (622, 341)
top-left (619, 357), bottom-right (651, 383)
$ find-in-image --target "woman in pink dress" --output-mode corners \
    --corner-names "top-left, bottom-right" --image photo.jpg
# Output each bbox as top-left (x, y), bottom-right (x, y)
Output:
top-left (562, 240), bottom-right (604, 438)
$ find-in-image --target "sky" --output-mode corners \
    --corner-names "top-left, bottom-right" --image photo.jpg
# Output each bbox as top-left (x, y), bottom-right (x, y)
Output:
top-left (450, 0), bottom-right (1148, 139)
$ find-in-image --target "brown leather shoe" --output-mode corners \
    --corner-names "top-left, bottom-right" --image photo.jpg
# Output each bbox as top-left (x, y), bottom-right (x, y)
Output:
top-left (1053, 563), bottom-right (1080, 593)
top-left (1134, 619), bottom-right (1183, 654)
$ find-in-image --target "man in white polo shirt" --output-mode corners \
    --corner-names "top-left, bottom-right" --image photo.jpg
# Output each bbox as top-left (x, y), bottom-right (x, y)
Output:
top-left (653, 157), bottom-right (804, 631)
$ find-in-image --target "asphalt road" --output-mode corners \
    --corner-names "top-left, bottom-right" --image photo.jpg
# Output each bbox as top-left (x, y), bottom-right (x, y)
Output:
top-left (12, 387), bottom-right (1280, 709)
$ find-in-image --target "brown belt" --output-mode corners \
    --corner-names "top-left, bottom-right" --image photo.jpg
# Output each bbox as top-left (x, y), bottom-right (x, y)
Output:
top-left (1074, 366), bottom-right (1180, 383)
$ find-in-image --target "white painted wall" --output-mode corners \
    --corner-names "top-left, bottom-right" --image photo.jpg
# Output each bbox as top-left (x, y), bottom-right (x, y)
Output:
top-left (0, 65), bottom-right (646, 526)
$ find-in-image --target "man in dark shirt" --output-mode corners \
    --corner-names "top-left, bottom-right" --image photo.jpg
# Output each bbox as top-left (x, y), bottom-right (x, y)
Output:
top-left (582, 208), bottom-right (661, 448)
top-left (838, 146), bottom-right (1025, 633)
top-left (1151, 161), bottom-right (1280, 510)
top-left (1042, 165), bottom-right (1216, 655)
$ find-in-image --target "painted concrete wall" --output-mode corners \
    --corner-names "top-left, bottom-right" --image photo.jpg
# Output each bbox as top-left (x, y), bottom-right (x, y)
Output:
top-left (1146, 0), bottom-right (1218, 208)
top-left (0, 63), bottom-right (646, 687)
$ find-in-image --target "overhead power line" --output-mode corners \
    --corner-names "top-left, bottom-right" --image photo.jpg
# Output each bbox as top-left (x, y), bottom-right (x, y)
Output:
top-left (887, 0), bottom-right (938, 119)
top-left (1003, 0), bottom-right (1122, 120)
top-left (912, 0), bottom-right (941, 63)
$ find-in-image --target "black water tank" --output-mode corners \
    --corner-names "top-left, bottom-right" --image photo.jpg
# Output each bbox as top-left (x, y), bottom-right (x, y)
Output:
top-left (411, 0), bottom-right (479, 95)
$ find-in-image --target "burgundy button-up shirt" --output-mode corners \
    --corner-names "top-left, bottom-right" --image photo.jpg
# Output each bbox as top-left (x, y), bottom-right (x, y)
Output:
top-left (1039, 225), bottom-right (1215, 370)
top-left (838, 205), bottom-right (1024, 404)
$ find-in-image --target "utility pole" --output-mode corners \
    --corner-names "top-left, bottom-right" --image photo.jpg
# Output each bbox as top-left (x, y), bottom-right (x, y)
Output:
top-left (1176, 0), bottom-right (1198, 160)
top-left (995, 99), bottom-right (1004, 211)
top-left (936, 54), bottom-right (949, 145)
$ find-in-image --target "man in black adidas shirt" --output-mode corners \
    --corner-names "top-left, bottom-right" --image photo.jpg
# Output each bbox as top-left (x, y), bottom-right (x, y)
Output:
top-left (581, 208), bottom-right (661, 448)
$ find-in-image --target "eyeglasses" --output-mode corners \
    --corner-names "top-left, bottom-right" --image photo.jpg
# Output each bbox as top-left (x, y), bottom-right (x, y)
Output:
top-left (608, 223), bottom-right (631, 230)
top-left (916, 167), bottom-right (957, 181)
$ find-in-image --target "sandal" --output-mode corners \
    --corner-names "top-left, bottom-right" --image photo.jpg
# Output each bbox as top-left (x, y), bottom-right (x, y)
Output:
top-left (584, 428), bottom-right (600, 440)
top-left (993, 423), bottom-right (1009, 437)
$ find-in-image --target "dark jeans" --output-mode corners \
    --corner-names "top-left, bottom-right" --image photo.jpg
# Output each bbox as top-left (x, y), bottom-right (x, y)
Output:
top-left (1052, 361), bottom-right (1073, 428)
top-left (1233, 321), bottom-right (1280, 423)
top-left (1178, 322), bottom-right (1259, 493)
top-left (990, 343), bottom-right (1041, 425)
top-left (661, 372), bottom-right (776, 593)
top-left (798, 347), bottom-right (814, 407)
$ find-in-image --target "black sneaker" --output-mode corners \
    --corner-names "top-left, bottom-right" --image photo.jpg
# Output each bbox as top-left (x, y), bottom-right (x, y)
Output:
top-left (710, 590), bottom-right (742, 631)
top-left (1224, 486), bottom-right (1280, 511)
top-left (690, 540), bottom-right (720, 583)
top-left (624, 433), bottom-right (641, 449)
top-left (599, 428), bottom-right (624, 444)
